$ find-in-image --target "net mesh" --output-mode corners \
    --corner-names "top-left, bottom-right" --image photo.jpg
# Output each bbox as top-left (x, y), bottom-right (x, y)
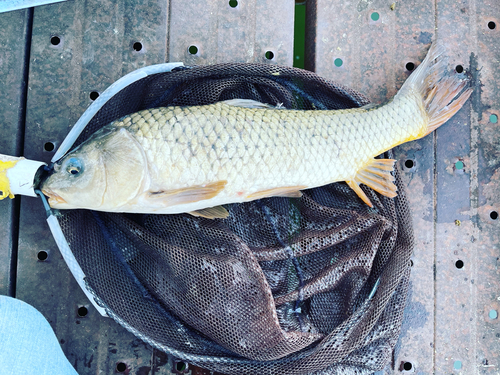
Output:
top-left (55, 63), bottom-right (413, 374)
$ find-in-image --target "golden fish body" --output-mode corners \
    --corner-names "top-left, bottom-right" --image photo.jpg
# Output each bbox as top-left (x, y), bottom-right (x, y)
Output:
top-left (42, 42), bottom-right (471, 217)
top-left (117, 97), bottom-right (421, 200)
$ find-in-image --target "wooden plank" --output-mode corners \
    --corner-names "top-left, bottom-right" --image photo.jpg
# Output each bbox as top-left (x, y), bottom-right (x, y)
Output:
top-left (311, 0), bottom-right (500, 373)
top-left (15, 0), bottom-right (297, 374)
top-left (0, 9), bottom-right (31, 297)
top-left (9, 0), bottom-right (497, 373)
top-left (388, 3), bottom-right (436, 372)
top-left (168, 0), bottom-right (294, 66)
top-left (309, 0), bottom-right (436, 373)
top-left (16, 0), bottom-right (171, 374)
top-left (474, 3), bottom-right (500, 370)
top-left (434, 0), bottom-right (500, 374)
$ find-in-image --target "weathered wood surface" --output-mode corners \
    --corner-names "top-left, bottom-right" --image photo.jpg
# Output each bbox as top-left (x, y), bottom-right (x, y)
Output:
top-left (0, 9), bottom-right (31, 298)
top-left (309, 0), bottom-right (500, 373)
top-left (0, 0), bottom-right (498, 374)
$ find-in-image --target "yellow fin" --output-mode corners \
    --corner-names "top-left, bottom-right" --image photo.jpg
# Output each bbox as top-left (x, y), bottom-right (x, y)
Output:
top-left (147, 180), bottom-right (227, 206)
top-left (246, 186), bottom-right (306, 200)
top-left (189, 206), bottom-right (229, 219)
top-left (397, 42), bottom-right (472, 137)
top-left (346, 179), bottom-right (373, 207)
top-left (347, 159), bottom-right (397, 207)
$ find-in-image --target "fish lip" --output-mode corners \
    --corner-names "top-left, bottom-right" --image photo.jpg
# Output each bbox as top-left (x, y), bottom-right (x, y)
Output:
top-left (41, 188), bottom-right (67, 204)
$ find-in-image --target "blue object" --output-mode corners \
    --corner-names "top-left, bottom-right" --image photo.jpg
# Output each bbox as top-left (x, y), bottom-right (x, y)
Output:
top-left (368, 278), bottom-right (381, 300)
top-left (453, 360), bottom-right (462, 370)
top-left (489, 309), bottom-right (498, 320)
top-left (0, 0), bottom-right (68, 13)
top-left (0, 295), bottom-right (78, 374)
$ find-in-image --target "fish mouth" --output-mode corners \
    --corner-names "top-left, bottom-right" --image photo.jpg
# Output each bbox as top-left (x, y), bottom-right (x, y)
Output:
top-left (41, 188), bottom-right (67, 205)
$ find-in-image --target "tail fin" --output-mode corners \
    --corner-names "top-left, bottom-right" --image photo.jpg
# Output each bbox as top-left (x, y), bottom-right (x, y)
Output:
top-left (399, 41), bottom-right (473, 136)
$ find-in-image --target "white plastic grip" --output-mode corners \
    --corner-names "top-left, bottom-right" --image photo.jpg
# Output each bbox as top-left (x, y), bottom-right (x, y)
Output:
top-left (0, 154), bottom-right (46, 198)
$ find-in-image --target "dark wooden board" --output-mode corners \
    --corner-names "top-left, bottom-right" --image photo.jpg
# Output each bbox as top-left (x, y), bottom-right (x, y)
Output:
top-left (12, 1), bottom-right (295, 374)
top-left (309, 1), bottom-right (436, 369)
top-left (0, 9), bottom-right (31, 297)
top-left (433, 0), bottom-right (500, 373)
top-left (169, 0), bottom-right (294, 65)
top-left (0, 0), bottom-right (498, 374)
top-left (16, 0), bottom-right (171, 373)
top-left (309, 0), bottom-right (500, 373)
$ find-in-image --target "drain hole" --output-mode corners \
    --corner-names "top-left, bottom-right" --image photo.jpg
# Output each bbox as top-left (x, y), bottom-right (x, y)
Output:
top-left (265, 51), bottom-right (274, 60)
top-left (44, 142), bottom-right (55, 152)
top-left (188, 45), bottom-right (198, 55)
top-left (37, 250), bottom-right (48, 261)
top-left (50, 36), bottom-right (61, 46)
top-left (116, 362), bottom-right (127, 373)
top-left (404, 159), bottom-right (414, 169)
top-left (77, 306), bottom-right (88, 317)
top-left (403, 362), bottom-right (412, 371)
top-left (406, 62), bottom-right (415, 71)
top-left (133, 42), bottom-right (143, 51)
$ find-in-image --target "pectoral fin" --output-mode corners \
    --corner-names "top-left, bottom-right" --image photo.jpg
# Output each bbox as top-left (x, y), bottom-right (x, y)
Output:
top-left (189, 206), bottom-right (229, 219)
top-left (246, 186), bottom-right (306, 200)
top-left (147, 180), bottom-right (227, 206)
top-left (347, 159), bottom-right (397, 207)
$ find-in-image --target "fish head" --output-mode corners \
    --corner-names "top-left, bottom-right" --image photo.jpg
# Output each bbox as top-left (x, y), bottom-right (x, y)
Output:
top-left (42, 127), bottom-right (147, 210)
top-left (42, 146), bottom-right (106, 209)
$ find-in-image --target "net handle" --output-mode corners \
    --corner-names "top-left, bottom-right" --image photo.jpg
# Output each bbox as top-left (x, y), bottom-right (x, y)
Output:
top-left (36, 190), bottom-right (109, 317)
top-left (52, 62), bottom-right (184, 162)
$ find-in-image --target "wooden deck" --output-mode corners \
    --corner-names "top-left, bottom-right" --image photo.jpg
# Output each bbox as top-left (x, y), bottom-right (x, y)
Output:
top-left (0, 0), bottom-right (499, 374)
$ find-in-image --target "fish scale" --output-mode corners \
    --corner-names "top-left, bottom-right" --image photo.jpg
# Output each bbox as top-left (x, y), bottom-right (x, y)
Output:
top-left (41, 42), bottom-right (472, 216)
top-left (114, 100), bottom-right (412, 195)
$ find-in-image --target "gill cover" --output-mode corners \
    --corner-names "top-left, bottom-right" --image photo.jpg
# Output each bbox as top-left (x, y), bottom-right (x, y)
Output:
top-left (99, 127), bottom-right (147, 210)
top-left (43, 127), bottom-right (146, 210)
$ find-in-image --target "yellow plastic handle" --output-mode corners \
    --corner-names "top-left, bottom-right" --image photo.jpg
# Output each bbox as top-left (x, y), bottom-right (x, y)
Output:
top-left (0, 159), bottom-right (19, 199)
top-left (0, 155), bottom-right (46, 199)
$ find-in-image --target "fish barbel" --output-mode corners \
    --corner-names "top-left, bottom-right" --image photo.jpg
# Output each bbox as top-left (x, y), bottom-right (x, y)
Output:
top-left (42, 42), bottom-right (472, 218)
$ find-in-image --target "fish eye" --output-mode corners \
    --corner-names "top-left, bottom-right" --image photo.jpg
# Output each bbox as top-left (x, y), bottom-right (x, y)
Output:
top-left (68, 167), bottom-right (80, 175)
top-left (65, 157), bottom-right (84, 176)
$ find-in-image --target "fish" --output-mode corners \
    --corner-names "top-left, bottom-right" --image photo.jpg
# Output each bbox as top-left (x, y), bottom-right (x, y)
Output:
top-left (42, 42), bottom-right (472, 219)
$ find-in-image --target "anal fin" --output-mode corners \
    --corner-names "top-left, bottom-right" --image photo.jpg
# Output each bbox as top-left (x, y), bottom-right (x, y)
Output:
top-left (347, 159), bottom-right (397, 207)
top-left (189, 206), bottom-right (229, 219)
top-left (246, 186), bottom-right (306, 200)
